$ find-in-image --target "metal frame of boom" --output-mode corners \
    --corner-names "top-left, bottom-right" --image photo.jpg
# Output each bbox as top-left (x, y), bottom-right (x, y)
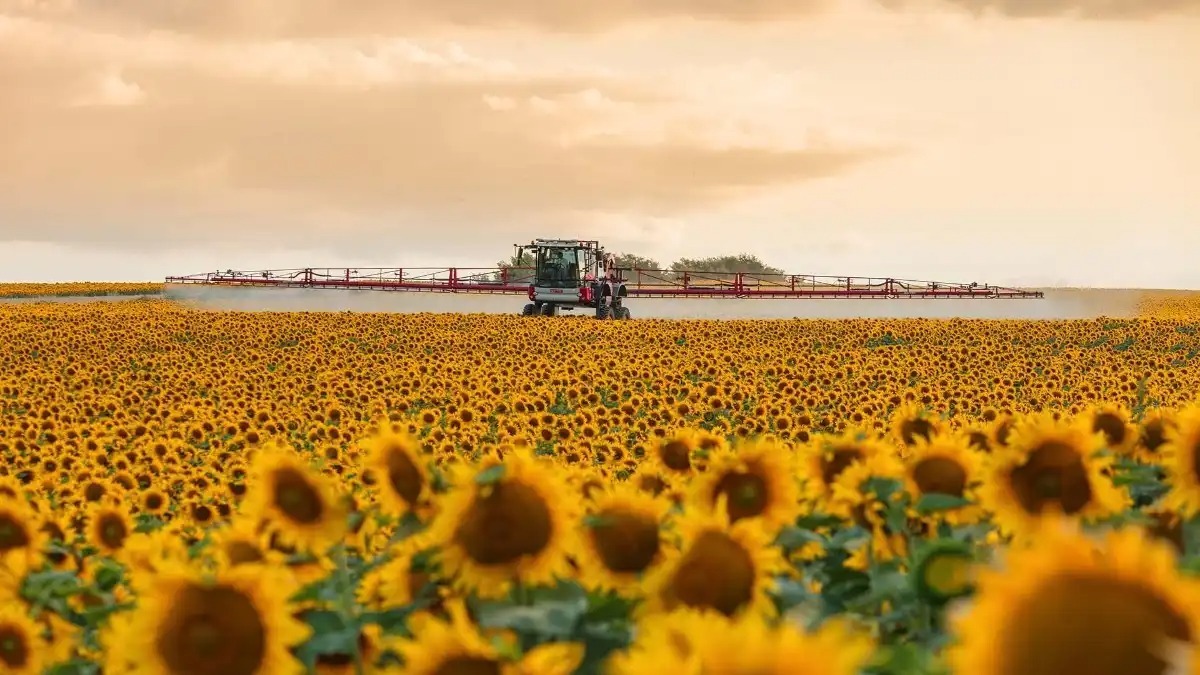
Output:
top-left (165, 266), bottom-right (1044, 300)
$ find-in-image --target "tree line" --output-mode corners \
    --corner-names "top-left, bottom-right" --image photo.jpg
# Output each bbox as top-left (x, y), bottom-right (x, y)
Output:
top-left (494, 251), bottom-right (784, 277)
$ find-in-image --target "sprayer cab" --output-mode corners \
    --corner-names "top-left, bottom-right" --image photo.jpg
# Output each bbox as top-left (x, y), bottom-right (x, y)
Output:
top-left (515, 239), bottom-right (630, 319)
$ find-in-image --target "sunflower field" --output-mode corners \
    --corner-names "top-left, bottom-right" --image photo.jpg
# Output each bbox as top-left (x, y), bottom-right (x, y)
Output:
top-left (5, 297), bottom-right (1200, 674)
top-left (0, 283), bottom-right (163, 299)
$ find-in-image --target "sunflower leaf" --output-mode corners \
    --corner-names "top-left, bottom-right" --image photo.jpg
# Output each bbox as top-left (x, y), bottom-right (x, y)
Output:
top-left (472, 596), bottom-right (588, 640)
top-left (793, 513), bottom-right (845, 531)
top-left (774, 525), bottom-right (825, 551)
top-left (295, 627), bottom-right (362, 670)
top-left (770, 576), bottom-right (814, 612)
top-left (826, 524), bottom-right (870, 550)
top-left (915, 494), bottom-right (971, 514)
top-left (863, 477), bottom-right (904, 503)
top-left (43, 659), bottom-right (101, 675)
top-left (584, 590), bottom-right (635, 623)
top-left (134, 513), bottom-right (166, 533)
top-left (474, 464), bottom-right (507, 485)
top-left (21, 569), bottom-right (83, 604)
top-left (291, 574), bottom-right (344, 604)
top-left (863, 643), bottom-right (946, 675)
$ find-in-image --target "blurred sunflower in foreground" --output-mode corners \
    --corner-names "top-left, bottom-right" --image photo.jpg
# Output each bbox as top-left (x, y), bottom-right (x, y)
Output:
top-left (947, 520), bottom-right (1200, 675)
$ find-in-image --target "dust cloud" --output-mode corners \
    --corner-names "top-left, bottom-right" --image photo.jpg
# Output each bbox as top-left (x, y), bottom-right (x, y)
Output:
top-left (157, 284), bottom-right (1163, 320)
top-left (1, 285), bottom-right (1177, 319)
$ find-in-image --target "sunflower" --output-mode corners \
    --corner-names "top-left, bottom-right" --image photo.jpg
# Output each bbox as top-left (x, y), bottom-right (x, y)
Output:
top-left (427, 447), bottom-right (577, 599)
top-left (118, 528), bottom-right (190, 575)
top-left (139, 487), bottom-right (171, 516)
top-left (606, 608), bottom-right (715, 673)
top-left (365, 533), bottom-right (438, 610)
top-left (0, 497), bottom-right (44, 578)
top-left (946, 521), bottom-right (1200, 675)
top-left (87, 503), bottom-right (135, 556)
top-left (361, 428), bottom-right (430, 518)
top-left (989, 413), bottom-right (1016, 448)
top-left (830, 454), bottom-right (911, 570)
top-left (693, 613), bottom-right (874, 675)
top-left (797, 428), bottom-right (891, 513)
top-left (687, 437), bottom-right (801, 534)
top-left (0, 476), bottom-right (23, 501)
top-left (646, 429), bottom-right (710, 477)
top-left (574, 482), bottom-right (673, 595)
top-left (1085, 402), bottom-right (1138, 456)
top-left (641, 500), bottom-right (783, 619)
top-left (626, 464), bottom-right (682, 504)
top-left (394, 599), bottom-right (583, 675)
top-left (1137, 407), bottom-right (1175, 462)
top-left (902, 431), bottom-right (986, 525)
top-left (978, 413), bottom-right (1129, 538)
top-left (608, 608), bottom-right (873, 675)
top-left (508, 641), bottom-right (587, 675)
top-left (1143, 506), bottom-right (1185, 554)
top-left (390, 599), bottom-right (505, 673)
top-left (1161, 403), bottom-right (1200, 517)
top-left (37, 512), bottom-right (74, 571)
top-left (101, 611), bottom-right (139, 675)
top-left (0, 604), bottom-right (47, 675)
top-left (126, 562), bottom-right (310, 675)
top-left (961, 424), bottom-right (994, 453)
top-left (244, 445), bottom-right (348, 554)
top-left (890, 402), bottom-right (941, 451)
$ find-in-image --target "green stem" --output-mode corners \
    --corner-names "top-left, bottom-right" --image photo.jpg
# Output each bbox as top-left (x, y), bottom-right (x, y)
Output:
top-left (333, 544), bottom-right (365, 675)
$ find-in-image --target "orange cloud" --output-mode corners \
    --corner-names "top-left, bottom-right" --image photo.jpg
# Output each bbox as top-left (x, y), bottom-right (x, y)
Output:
top-left (0, 0), bottom-right (829, 36)
top-left (0, 14), bottom-right (891, 254)
top-left (926, 0), bottom-right (1200, 19)
top-left (5, 0), bottom-right (1194, 42)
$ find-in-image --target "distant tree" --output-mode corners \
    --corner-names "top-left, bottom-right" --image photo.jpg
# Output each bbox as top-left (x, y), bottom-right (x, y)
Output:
top-left (612, 253), bottom-right (661, 270)
top-left (669, 254), bottom-right (785, 276)
top-left (492, 250), bottom-right (535, 283)
top-left (491, 248), bottom-right (784, 284)
top-left (493, 250), bottom-right (661, 282)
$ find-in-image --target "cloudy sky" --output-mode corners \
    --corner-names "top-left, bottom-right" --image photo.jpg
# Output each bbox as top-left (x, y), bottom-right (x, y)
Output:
top-left (1, 0), bottom-right (1197, 287)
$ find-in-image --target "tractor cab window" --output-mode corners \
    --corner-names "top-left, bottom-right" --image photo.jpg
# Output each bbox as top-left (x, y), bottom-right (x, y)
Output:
top-left (535, 248), bottom-right (580, 288)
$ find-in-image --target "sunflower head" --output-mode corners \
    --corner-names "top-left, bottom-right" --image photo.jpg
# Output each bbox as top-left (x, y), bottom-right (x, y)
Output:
top-left (903, 431), bottom-right (986, 525)
top-left (575, 482), bottom-right (673, 595)
top-left (648, 431), bottom-right (701, 476)
top-left (0, 497), bottom-right (45, 576)
top-left (246, 444), bottom-right (348, 555)
top-left (890, 402), bottom-right (941, 450)
top-left (139, 487), bottom-right (170, 515)
top-left (361, 428), bottom-right (430, 518)
top-left (0, 605), bottom-right (46, 675)
top-left (946, 521), bottom-right (1200, 675)
top-left (1162, 403), bottom-right (1200, 517)
top-left (392, 598), bottom-right (503, 675)
top-left (1137, 407), bottom-right (1175, 459)
top-left (611, 607), bottom-right (873, 675)
top-left (1085, 403), bottom-right (1137, 456)
top-left (427, 447), bottom-right (577, 599)
top-left (210, 517), bottom-right (284, 570)
top-left (127, 563), bottom-right (311, 675)
top-left (688, 436), bottom-right (800, 534)
top-left (979, 413), bottom-right (1130, 537)
top-left (641, 502), bottom-right (783, 619)
top-left (799, 428), bottom-right (890, 508)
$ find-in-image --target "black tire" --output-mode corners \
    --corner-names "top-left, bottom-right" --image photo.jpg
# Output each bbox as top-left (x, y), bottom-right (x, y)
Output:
top-left (596, 304), bottom-right (612, 320)
top-left (540, 303), bottom-right (556, 317)
top-left (521, 303), bottom-right (536, 316)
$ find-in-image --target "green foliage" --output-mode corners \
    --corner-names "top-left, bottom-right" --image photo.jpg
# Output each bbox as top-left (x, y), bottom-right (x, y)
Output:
top-left (669, 253), bottom-right (784, 275)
